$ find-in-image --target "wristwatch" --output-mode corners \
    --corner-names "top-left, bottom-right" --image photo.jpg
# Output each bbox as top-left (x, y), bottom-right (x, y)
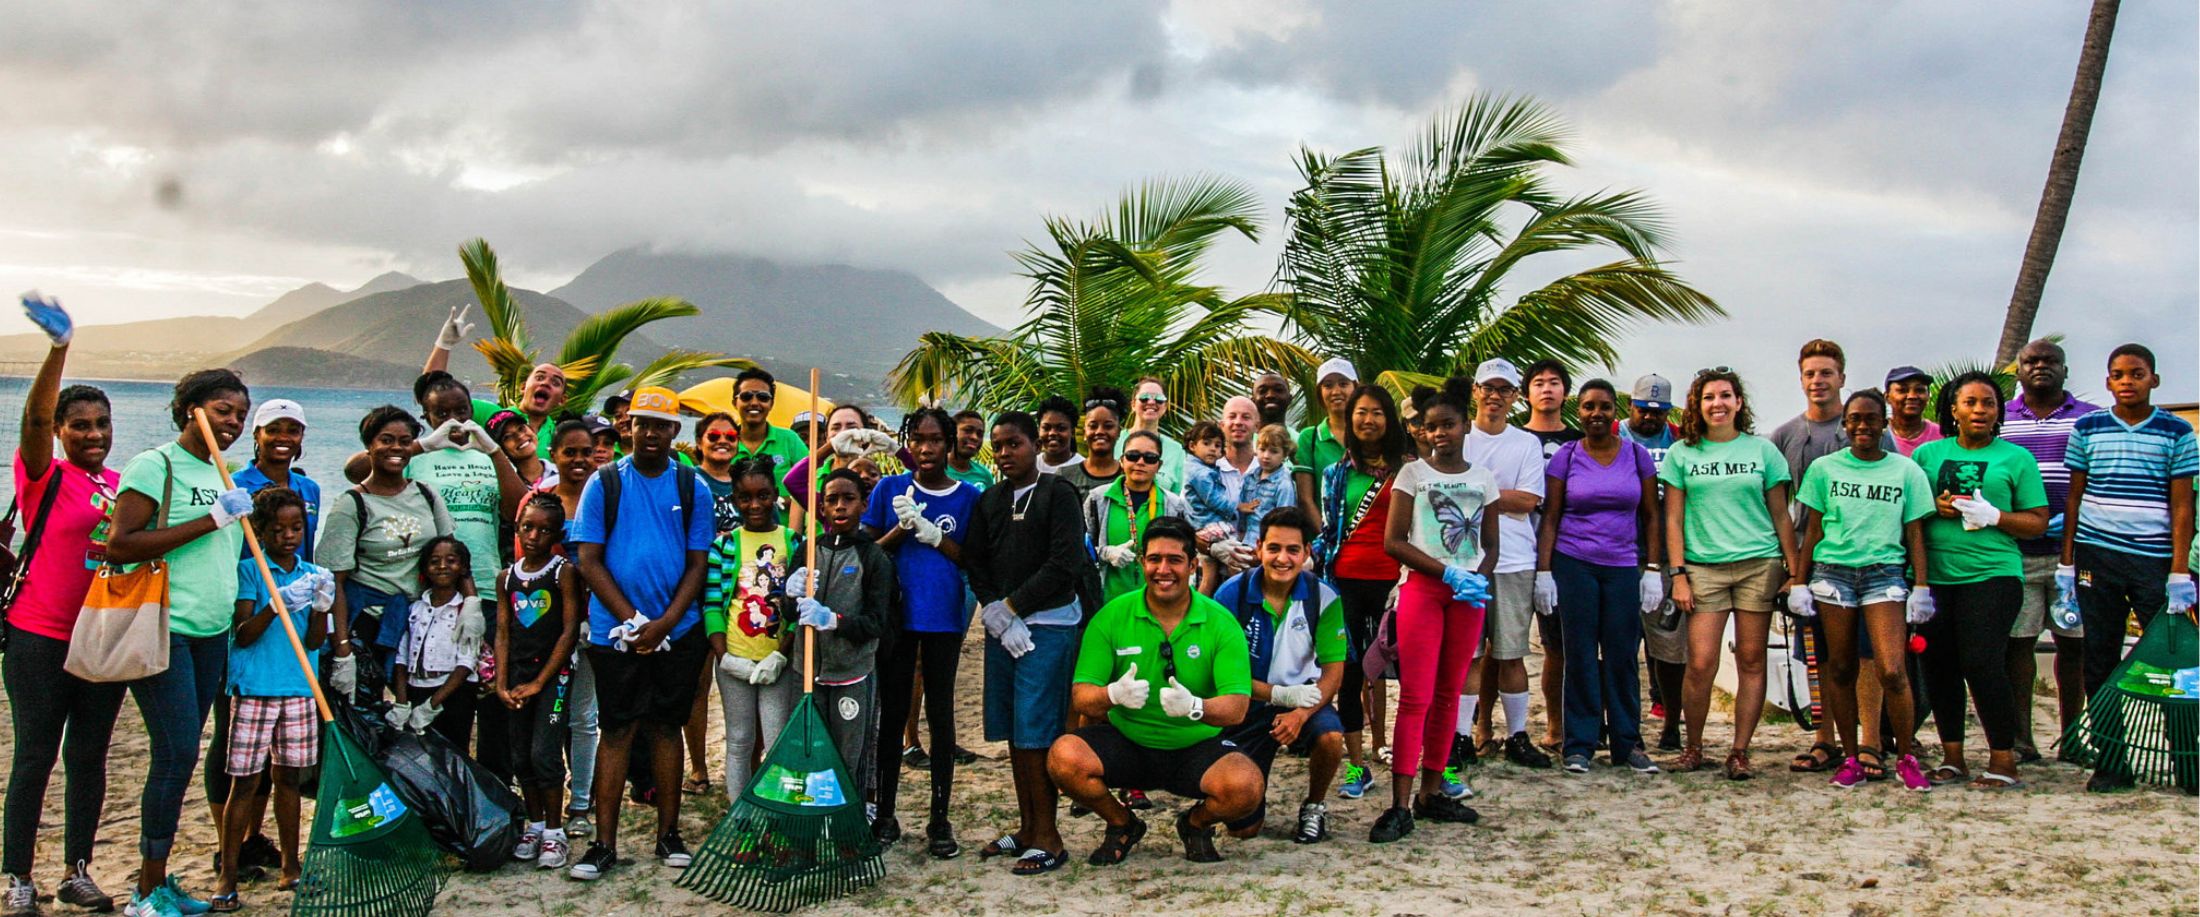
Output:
top-left (1670, 565), bottom-right (1690, 578)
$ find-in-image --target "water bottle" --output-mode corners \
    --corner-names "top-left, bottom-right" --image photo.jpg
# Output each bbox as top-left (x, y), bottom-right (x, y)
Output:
top-left (2050, 593), bottom-right (2081, 632)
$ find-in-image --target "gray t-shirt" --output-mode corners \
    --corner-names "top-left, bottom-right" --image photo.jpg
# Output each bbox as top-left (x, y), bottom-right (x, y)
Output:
top-left (1768, 412), bottom-right (1897, 522)
top-left (319, 482), bottom-right (455, 599)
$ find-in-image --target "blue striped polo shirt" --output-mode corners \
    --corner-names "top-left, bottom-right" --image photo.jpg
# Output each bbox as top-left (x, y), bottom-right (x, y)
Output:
top-left (2065, 407), bottom-right (2198, 558)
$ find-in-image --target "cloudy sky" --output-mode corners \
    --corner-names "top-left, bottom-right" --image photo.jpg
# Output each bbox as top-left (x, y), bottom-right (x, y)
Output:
top-left (2, 1), bottom-right (2192, 415)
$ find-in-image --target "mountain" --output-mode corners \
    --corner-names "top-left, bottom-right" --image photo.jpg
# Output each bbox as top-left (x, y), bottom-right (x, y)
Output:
top-left (0, 271), bottom-right (426, 365)
top-left (548, 248), bottom-right (1001, 389)
top-left (244, 271), bottom-right (423, 326)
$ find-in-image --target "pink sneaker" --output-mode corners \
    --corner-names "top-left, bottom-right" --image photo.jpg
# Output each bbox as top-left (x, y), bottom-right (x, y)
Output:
top-left (1895, 754), bottom-right (1931, 792)
top-left (1829, 756), bottom-right (1867, 789)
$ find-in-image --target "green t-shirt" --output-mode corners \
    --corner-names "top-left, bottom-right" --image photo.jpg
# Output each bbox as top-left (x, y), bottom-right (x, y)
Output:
top-left (730, 426), bottom-right (809, 497)
top-left (117, 442), bottom-right (246, 638)
top-left (1911, 437), bottom-right (2048, 585)
top-left (946, 462), bottom-right (995, 492)
top-left (1293, 420), bottom-right (1348, 502)
top-left (319, 482), bottom-right (455, 598)
top-left (1795, 450), bottom-right (1934, 568)
top-left (1657, 434), bottom-right (1793, 565)
top-left (406, 449), bottom-right (502, 592)
top-left (1073, 590), bottom-right (1252, 750)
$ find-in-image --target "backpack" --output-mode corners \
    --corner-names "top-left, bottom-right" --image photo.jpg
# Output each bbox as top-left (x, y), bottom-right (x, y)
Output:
top-left (594, 461), bottom-right (699, 541)
top-left (347, 481), bottom-right (439, 540)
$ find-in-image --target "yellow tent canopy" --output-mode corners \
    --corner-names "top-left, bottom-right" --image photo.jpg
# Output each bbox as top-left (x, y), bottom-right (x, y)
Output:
top-left (677, 377), bottom-right (835, 428)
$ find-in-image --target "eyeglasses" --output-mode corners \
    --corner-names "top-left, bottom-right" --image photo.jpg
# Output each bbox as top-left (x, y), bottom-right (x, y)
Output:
top-left (1121, 450), bottom-right (1161, 465)
top-left (737, 391), bottom-right (773, 403)
top-left (1136, 394), bottom-right (1168, 405)
top-left (702, 431), bottom-right (740, 443)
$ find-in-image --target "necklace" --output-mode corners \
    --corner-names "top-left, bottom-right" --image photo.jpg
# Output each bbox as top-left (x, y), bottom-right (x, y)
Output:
top-left (1010, 483), bottom-right (1039, 522)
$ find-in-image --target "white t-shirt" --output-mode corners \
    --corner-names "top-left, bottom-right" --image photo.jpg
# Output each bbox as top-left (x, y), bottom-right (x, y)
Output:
top-left (1215, 452), bottom-right (1259, 506)
top-left (1391, 459), bottom-right (1498, 568)
top-left (1466, 425), bottom-right (1546, 573)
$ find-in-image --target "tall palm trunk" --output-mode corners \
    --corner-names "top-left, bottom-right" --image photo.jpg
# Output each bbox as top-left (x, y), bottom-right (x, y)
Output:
top-left (1996, 0), bottom-right (2120, 365)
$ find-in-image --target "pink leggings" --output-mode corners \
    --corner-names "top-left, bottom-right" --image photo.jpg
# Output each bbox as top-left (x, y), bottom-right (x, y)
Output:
top-left (1389, 571), bottom-right (1485, 778)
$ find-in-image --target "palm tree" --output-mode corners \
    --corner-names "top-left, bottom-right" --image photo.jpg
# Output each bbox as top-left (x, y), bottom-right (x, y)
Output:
top-left (460, 238), bottom-right (752, 411)
top-left (1995, 0), bottom-right (2121, 365)
top-left (887, 175), bottom-right (1313, 422)
top-left (1275, 94), bottom-right (1723, 395)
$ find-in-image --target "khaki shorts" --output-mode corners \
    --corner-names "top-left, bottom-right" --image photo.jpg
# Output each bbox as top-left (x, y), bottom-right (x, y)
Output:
top-left (1487, 570), bottom-right (1537, 660)
top-left (1684, 557), bottom-right (1783, 614)
top-left (2011, 553), bottom-right (2084, 639)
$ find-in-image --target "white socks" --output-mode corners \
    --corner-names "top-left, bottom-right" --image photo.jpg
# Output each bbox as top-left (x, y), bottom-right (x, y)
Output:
top-left (1501, 692), bottom-right (1531, 737)
top-left (1457, 695), bottom-right (1480, 735)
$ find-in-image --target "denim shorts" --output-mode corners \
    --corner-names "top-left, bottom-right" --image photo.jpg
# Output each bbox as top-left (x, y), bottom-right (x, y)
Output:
top-left (1808, 562), bottom-right (1910, 608)
top-left (983, 624), bottom-right (1077, 750)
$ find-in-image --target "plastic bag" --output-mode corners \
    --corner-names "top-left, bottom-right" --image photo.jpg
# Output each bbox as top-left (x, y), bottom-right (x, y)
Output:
top-left (373, 728), bottom-right (523, 871)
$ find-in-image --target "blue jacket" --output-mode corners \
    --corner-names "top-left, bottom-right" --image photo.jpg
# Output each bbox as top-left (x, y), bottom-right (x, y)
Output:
top-left (1236, 465), bottom-right (1296, 533)
top-left (1182, 456), bottom-right (1237, 532)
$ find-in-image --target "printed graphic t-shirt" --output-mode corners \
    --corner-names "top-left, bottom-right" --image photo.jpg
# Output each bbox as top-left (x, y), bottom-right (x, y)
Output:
top-left (406, 448), bottom-right (502, 592)
top-left (117, 442), bottom-right (245, 638)
top-left (1656, 434), bottom-right (1792, 565)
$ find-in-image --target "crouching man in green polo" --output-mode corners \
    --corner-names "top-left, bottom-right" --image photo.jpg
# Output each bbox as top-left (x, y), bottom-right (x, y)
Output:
top-left (1048, 516), bottom-right (1265, 867)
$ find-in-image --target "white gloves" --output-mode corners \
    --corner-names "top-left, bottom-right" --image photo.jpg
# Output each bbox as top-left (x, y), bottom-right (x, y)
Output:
top-left (1098, 542), bottom-right (1137, 568)
top-left (608, 618), bottom-right (668, 653)
top-left (1638, 571), bottom-right (1665, 615)
top-left (1107, 663), bottom-right (1150, 710)
top-left (1161, 677), bottom-right (1205, 720)
top-left (909, 515), bottom-right (943, 547)
top-left (433, 303), bottom-right (475, 352)
top-left (1269, 683), bottom-right (1322, 709)
top-left (416, 419), bottom-right (461, 452)
top-left (892, 493), bottom-right (942, 545)
top-left (1196, 523), bottom-right (1235, 546)
top-left (328, 654), bottom-right (357, 696)
top-left (1208, 539), bottom-right (1254, 570)
top-left (796, 597), bottom-right (837, 631)
top-left (750, 651), bottom-right (787, 685)
top-left (454, 597), bottom-right (486, 659)
top-left (385, 702), bottom-right (414, 731)
top-left (718, 653), bottom-right (757, 680)
top-left (1784, 587), bottom-right (1816, 619)
top-left (309, 569), bottom-right (337, 614)
top-left (407, 701), bottom-right (441, 734)
top-left (208, 487), bottom-right (253, 528)
top-left (785, 567), bottom-right (817, 598)
top-left (1952, 492), bottom-right (2001, 531)
top-left (1532, 571), bottom-right (1558, 616)
top-left (999, 615), bottom-right (1034, 658)
top-left (979, 601), bottom-right (1017, 639)
top-left (457, 421), bottom-right (498, 456)
top-left (1207, 538), bottom-right (1241, 563)
top-left (278, 577), bottom-right (317, 615)
top-left (833, 429), bottom-right (897, 458)
top-left (1906, 586), bottom-right (1937, 624)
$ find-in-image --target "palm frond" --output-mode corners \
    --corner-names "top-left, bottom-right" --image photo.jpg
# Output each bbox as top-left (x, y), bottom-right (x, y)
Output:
top-left (460, 237), bottom-right (534, 403)
top-left (554, 297), bottom-right (699, 386)
top-left (627, 350), bottom-right (757, 395)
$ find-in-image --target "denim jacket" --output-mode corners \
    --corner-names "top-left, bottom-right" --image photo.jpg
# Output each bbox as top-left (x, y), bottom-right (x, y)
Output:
top-left (1236, 464), bottom-right (1296, 533)
top-left (1182, 456), bottom-right (1237, 532)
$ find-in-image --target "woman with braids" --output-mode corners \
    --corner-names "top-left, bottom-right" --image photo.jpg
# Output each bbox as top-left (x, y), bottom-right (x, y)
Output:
top-left (1057, 387), bottom-right (1127, 500)
top-left (1313, 383), bottom-right (1408, 801)
top-left (860, 407), bottom-right (979, 856)
top-left (5, 295), bottom-right (125, 915)
top-left (1085, 429), bottom-right (1194, 605)
top-left (101, 368), bottom-right (256, 915)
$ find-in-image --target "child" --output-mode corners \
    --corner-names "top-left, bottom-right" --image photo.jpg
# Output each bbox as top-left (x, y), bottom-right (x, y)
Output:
top-left (390, 537), bottom-right (485, 749)
top-left (1182, 420), bottom-right (1237, 592)
top-left (705, 456), bottom-right (797, 796)
top-left (788, 470), bottom-right (893, 800)
top-left (1239, 424), bottom-right (1299, 532)
top-left (497, 494), bottom-right (584, 869)
top-left (216, 488), bottom-right (334, 909)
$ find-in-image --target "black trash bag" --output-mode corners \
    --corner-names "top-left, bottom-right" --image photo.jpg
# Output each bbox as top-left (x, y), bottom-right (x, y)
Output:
top-left (373, 728), bottom-right (524, 871)
top-left (327, 694), bottom-right (394, 759)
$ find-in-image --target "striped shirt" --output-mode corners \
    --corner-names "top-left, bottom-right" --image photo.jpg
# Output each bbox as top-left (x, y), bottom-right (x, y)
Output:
top-left (2065, 407), bottom-right (2198, 558)
top-left (2002, 393), bottom-right (2098, 556)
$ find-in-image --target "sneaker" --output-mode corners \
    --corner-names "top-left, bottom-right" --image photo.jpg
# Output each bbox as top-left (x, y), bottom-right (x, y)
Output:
top-left (1623, 749), bottom-right (1661, 775)
top-left (58, 862), bottom-right (113, 912)
top-left (1292, 802), bottom-right (1329, 844)
top-left (1650, 701), bottom-right (1667, 721)
top-left (6, 875), bottom-right (38, 917)
top-left (1439, 766), bottom-right (1474, 800)
top-left (952, 746), bottom-right (980, 765)
top-left (1830, 756), bottom-right (1867, 789)
top-left (1367, 806), bottom-right (1414, 844)
top-left (1504, 732), bottom-right (1552, 768)
top-left (1449, 733), bottom-right (1478, 769)
top-left (1337, 764), bottom-right (1374, 800)
top-left (124, 888), bottom-right (183, 917)
top-left (901, 745), bottom-right (931, 769)
top-left (655, 833), bottom-right (693, 868)
top-left (1373, 745), bottom-right (1393, 767)
top-left (565, 810), bottom-right (594, 840)
top-left (871, 814), bottom-right (903, 844)
top-left (514, 827), bottom-right (544, 861)
top-left (568, 842), bottom-right (615, 881)
top-left (157, 880), bottom-right (207, 917)
top-left (1895, 755), bottom-right (1931, 793)
top-left (1120, 789), bottom-right (1154, 811)
top-left (1562, 754), bottom-right (1591, 775)
top-left (1656, 730), bottom-right (1682, 752)
top-left (536, 830), bottom-right (570, 870)
top-left (1412, 793), bottom-right (1480, 825)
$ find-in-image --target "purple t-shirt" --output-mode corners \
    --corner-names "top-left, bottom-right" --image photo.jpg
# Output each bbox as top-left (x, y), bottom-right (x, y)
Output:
top-left (2003, 393), bottom-right (2098, 556)
top-left (1547, 439), bottom-right (1657, 568)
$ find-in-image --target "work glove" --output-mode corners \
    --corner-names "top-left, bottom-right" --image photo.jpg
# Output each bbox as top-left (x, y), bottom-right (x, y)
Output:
top-left (309, 569), bottom-right (337, 614)
top-left (2044, 513), bottom-right (2065, 541)
top-left (1952, 492), bottom-right (2001, 531)
top-left (416, 418), bottom-right (461, 452)
top-left (454, 597), bottom-right (487, 659)
top-left (385, 702), bottom-right (415, 731)
top-left (1784, 587), bottom-right (1816, 619)
top-left (999, 615), bottom-right (1035, 658)
top-left (20, 291), bottom-right (72, 346)
top-left (1442, 565), bottom-right (1490, 603)
top-left (328, 654), bottom-right (357, 696)
top-left (208, 487), bottom-right (254, 529)
top-left (407, 701), bottom-right (441, 734)
top-left (608, 618), bottom-right (644, 652)
top-left (1269, 683), bottom-right (1322, 709)
top-left (980, 601), bottom-right (1017, 639)
top-left (278, 577), bottom-right (317, 615)
top-left (796, 596), bottom-right (837, 631)
top-left (457, 421), bottom-right (499, 455)
top-left (1098, 542), bottom-right (1137, 568)
top-left (1906, 586), bottom-right (1937, 625)
top-left (718, 653), bottom-right (757, 680)
top-left (891, 492), bottom-right (923, 528)
top-left (1107, 663), bottom-right (1149, 710)
top-left (2169, 573), bottom-right (2196, 616)
top-left (832, 428), bottom-right (871, 459)
top-left (1196, 523), bottom-right (1235, 547)
top-left (433, 303), bottom-right (475, 351)
top-left (1532, 571), bottom-right (1558, 617)
top-left (785, 567), bottom-right (817, 598)
top-left (908, 513), bottom-right (943, 547)
top-left (749, 651), bottom-right (787, 685)
top-left (1638, 571), bottom-right (1665, 615)
top-left (1160, 677), bottom-right (1205, 720)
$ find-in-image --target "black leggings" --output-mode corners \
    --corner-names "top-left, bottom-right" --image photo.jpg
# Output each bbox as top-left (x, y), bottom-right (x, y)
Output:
top-left (4, 626), bottom-right (127, 876)
top-left (874, 631), bottom-right (960, 822)
top-left (1334, 577), bottom-right (1392, 734)
top-left (1917, 578), bottom-right (2022, 751)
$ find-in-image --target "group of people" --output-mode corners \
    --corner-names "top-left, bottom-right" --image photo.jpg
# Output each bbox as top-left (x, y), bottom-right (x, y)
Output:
top-left (3, 291), bottom-right (2194, 914)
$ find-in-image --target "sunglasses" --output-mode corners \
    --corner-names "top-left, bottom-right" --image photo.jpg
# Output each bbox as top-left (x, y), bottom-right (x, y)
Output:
top-left (1695, 366), bottom-right (1734, 379)
top-left (702, 431), bottom-right (740, 443)
top-left (1158, 638), bottom-right (1178, 681)
top-left (737, 391), bottom-right (773, 403)
top-left (1121, 450), bottom-right (1161, 465)
top-left (1136, 394), bottom-right (1168, 405)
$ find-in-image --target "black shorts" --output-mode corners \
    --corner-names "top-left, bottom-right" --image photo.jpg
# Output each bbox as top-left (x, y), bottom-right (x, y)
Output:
top-left (585, 626), bottom-right (708, 731)
top-left (1070, 722), bottom-right (1246, 800)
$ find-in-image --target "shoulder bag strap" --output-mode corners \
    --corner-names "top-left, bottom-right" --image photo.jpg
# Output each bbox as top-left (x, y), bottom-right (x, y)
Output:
top-left (1, 462), bottom-right (70, 610)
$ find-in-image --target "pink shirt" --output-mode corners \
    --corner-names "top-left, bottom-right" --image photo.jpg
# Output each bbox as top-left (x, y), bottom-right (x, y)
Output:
top-left (1892, 424), bottom-right (1943, 457)
top-left (9, 452), bottom-right (120, 641)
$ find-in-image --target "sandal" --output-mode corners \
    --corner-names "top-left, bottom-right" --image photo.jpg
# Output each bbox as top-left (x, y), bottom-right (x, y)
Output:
top-left (1010, 847), bottom-right (1068, 876)
top-left (1789, 742), bottom-right (1837, 773)
top-left (1856, 747), bottom-right (1887, 782)
top-left (1970, 771), bottom-right (2024, 790)
top-left (1928, 764), bottom-right (1970, 786)
top-left (681, 776), bottom-right (711, 795)
top-left (1085, 815), bottom-right (1147, 867)
top-left (1175, 808), bottom-right (1223, 864)
top-left (208, 892), bottom-right (243, 913)
top-left (1724, 749), bottom-right (1754, 781)
top-left (977, 835), bottom-right (1024, 860)
top-left (1668, 746), bottom-right (1708, 773)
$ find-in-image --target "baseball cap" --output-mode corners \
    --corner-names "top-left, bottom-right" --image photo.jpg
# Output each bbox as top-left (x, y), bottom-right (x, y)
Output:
top-left (1473, 358), bottom-right (1522, 388)
top-left (581, 414), bottom-right (616, 438)
top-left (1315, 357), bottom-right (1358, 385)
top-left (789, 410), bottom-right (819, 428)
top-left (627, 386), bottom-right (682, 422)
top-left (253, 399), bottom-right (306, 430)
top-left (1629, 374), bottom-right (1675, 411)
top-left (1884, 365), bottom-right (1929, 386)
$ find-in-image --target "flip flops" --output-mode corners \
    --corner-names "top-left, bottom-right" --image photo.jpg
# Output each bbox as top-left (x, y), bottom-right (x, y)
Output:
top-left (1928, 764), bottom-right (1970, 786)
top-left (1970, 771), bottom-right (2025, 790)
top-left (978, 835), bottom-right (1024, 860)
top-left (1011, 848), bottom-right (1069, 876)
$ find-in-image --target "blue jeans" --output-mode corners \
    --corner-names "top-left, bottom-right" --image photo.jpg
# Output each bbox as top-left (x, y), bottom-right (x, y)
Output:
top-left (1553, 552), bottom-right (1643, 759)
top-left (128, 632), bottom-right (228, 860)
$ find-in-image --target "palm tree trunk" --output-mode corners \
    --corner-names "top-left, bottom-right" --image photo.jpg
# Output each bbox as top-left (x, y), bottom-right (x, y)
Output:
top-left (1996, 0), bottom-right (2121, 365)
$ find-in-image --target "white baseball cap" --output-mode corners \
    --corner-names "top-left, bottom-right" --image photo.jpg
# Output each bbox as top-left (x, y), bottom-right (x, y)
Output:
top-left (1315, 357), bottom-right (1358, 385)
top-left (1473, 358), bottom-right (1522, 388)
top-left (253, 399), bottom-right (306, 430)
